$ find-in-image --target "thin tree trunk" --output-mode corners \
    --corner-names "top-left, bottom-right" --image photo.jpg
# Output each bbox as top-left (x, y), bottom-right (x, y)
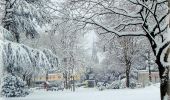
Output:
top-left (126, 70), bottom-right (130, 88)
top-left (73, 76), bottom-right (75, 92)
top-left (65, 72), bottom-right (68, 89)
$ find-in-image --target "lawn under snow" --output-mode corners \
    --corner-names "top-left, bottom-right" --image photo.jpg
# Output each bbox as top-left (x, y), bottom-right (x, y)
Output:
top-left (2, 84), bottom-right (160, 100)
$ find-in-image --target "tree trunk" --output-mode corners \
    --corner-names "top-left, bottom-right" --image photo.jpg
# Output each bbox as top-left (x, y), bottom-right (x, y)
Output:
top-left (73, 76), bottom-right (75, 92)
top-left (156, 60), bottom-right (169, 100)
top-left (126, 65), bottom-right (130, 88)
top-left (167, 80), bottom-right (170, 99)
top-left (22, 74), bottom-right (26, 81)
top-left (166, 1), bottom-right (170, 99)
top-left (126, 70), bottom-right (130, 88)
top-left (168, 0), bottom-right (170, 28)
top-left (64, 72), bottom-right (68, 89)
top-left (26, 78), bottom-right (31, 87)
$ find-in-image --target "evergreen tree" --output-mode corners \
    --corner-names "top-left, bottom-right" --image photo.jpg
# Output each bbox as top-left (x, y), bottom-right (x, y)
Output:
top-left (1, 73), bottom-right (29, 97)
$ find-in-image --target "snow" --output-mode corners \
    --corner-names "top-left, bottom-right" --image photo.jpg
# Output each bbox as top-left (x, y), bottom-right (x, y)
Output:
top-left (2, 84), bottom-right (160, 100)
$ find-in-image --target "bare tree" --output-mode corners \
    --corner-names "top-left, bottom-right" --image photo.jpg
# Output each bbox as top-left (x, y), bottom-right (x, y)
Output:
top-left (65, 0), bottom-right (170, 99)
top-left (99, 36), bottom-right (150, 88)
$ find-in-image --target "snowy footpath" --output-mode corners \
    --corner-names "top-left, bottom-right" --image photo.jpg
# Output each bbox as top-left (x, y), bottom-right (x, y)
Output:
top-left (1, 84), bottom-right (160, 100)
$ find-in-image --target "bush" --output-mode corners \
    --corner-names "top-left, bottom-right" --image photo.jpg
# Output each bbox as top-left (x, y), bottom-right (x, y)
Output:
top-left (119, 78), bottom-right (126, 89)
top-left (105, 78), bottom-right (138, 89)
top-left (129, 82), bottom-right (136, 89)
top-left (98, 85), bottom-right (105, 91)
top-left (1, 74), bottom-right (29, 97)
top-left (107, 81), bottom-right (120, 89)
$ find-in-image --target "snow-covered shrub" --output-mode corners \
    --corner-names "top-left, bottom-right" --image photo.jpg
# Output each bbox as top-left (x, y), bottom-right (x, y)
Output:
top-left (119, 78), bottom-right (126, 89)
top-left (107, 81), bottom-right (120, 89)
top-left (107, 78), bottom-right (137, 89)
top-left (129, 79), bottom-right (137, 89)
top-left (129, 82), bottom-right (136, 89)
top-left (1, 74), bottom-right (29, 97)
top-left (98, 85), bottom-right (105, 91)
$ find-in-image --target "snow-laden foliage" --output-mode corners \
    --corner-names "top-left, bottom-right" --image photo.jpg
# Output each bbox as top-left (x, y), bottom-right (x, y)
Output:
top-left (106, 76), bottom-right (137, 89)
top-left (0, 0), bottom-right (59, 97)
top-left (43, 49), bottom-right (59, 69)
top-left (1, 39), bottom-right (58, 78)
top-left (1, 73), bottom-right (29, 97)
top-left (107, 81), bottom-right (120, 89)
top-left (2, 0), bottom-right (51, 42)
top-left (0, 26), bottom-right (14, 41)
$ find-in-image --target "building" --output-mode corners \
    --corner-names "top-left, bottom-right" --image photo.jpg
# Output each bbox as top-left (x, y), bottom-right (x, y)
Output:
top-left (137, 70), bottom-right (159, 86)
top-left (35, 73), bottom-right (63, 82)
top-left (35, 72), bottom-right (81, 83)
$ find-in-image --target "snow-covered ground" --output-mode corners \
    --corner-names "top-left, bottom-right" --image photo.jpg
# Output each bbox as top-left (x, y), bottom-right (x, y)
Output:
top-left (2, 84), bottom-right (160, 100)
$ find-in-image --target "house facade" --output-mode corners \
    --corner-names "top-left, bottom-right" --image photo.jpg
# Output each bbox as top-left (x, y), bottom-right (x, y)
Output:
top-left (137, 70), bottom-right (159, 86)
top-left (35, 72), bottom-right (81, 82)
